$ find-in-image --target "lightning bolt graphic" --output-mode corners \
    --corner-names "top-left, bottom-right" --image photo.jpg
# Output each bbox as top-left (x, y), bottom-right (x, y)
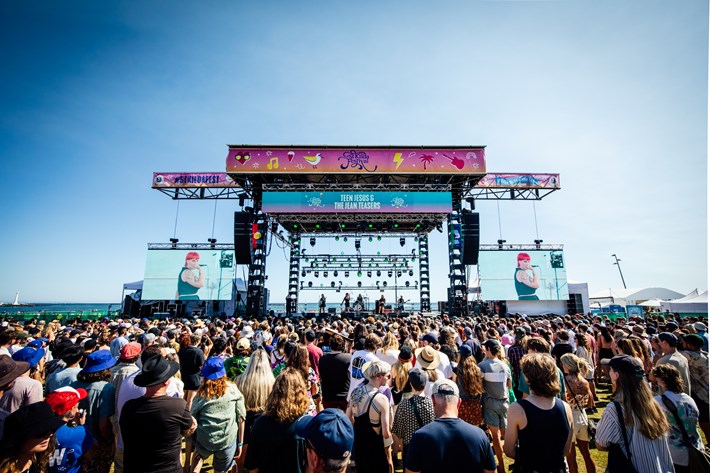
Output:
top-left (393, 152), bottom-right (403, 170)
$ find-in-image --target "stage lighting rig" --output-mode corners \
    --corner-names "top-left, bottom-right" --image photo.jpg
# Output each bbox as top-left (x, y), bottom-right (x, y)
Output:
top-left (400, 237), bottom-right (405, 247)
top-left (170, 238), bottom-right (179, 248)
top-left (208, 238), bottom-right (217, 249)
top-left (310, 237), bottom-right (316, 247)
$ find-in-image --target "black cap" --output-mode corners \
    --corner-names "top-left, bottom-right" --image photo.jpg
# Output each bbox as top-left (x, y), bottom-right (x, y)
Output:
top-left (658, 332), bottom-right (678, 347)
top-left (601, 355), bottom-right (645, 378)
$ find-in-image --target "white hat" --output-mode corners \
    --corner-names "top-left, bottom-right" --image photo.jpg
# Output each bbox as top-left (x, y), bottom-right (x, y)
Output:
top-left (694, 322), bottom-right (707, 332)
top-left (240, 326), bottom-right (254, 339)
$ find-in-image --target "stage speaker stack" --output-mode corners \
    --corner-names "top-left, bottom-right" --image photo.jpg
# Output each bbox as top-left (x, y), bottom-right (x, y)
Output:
top-left (461, 212), bottom-right (480, 265)
top-left (234, 211), bottom-right (253, 264)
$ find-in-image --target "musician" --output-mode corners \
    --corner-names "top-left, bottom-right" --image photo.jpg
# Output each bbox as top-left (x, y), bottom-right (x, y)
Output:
top-left (376, 294), bottom-right (386, 315)
top-left (319, 294), bottom-right (326, 314)
top-left (397, 296), bottom-right (405, 312)
top-left (342, 293), bottom-right (351, 312)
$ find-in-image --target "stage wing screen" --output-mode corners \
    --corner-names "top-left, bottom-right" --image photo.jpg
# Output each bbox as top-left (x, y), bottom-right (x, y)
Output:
top-left (142, 249), bottom-right (235, 301)
top-left (478, 249), bottom-right (568, 301)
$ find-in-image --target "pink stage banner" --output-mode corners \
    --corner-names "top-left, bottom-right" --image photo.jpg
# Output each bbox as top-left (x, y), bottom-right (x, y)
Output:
top-left (476, 173), bottom-right (560, 189)
top-left (225, 146), bottom-right (486, 174)
top-left (152, 172), bottom-right (239, 188)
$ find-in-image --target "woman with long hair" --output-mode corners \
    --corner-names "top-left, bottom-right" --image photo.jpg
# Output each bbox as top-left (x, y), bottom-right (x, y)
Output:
top-left (0, 402), bottom-right (63, 473)
top-left (390, 345), bottom-right (413, 405)
top-left (189, 357), bottom-right (246, 473)
top-left (269, 335), bottom-right (288, 370)
top-left (286, 345), bottom-right (318, 415)
top-left (573, 333), bottom-right (596, 410)
top-left (243, 368), bottom-right (309, 473)
top-left (596, 326), bottom-right (614, 381)
top-left (595, 355), bottom-right (673, 472)
top-left (559, 354), bottom-right (596, 473)
top-left (456, 349), bottom-right (485, 428)
top-left (376, 332), bottom-right (400, 366)
top-left (236, 349), bottom-right (275, 472)
top-left (630, 336), bottom-right (653, 374)
top-left (650, 364), bottom-right (705, 473)
top-left (504, 353), bottom-right (574, 473)
top-left (616, 338), bottom-right (641, 361)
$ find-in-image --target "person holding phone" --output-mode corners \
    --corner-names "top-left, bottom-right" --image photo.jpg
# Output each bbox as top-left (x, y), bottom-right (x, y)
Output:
top-left (514, 253), bottom-right (540, 300)
top-left (176, 251), bottom-right (205, 300)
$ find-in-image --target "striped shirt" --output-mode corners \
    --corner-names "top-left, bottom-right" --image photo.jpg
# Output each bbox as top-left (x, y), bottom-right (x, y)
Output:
top-left (595, 401), bottom-right (674, 473)
top-left (478, 358), bottom-right (511, 400)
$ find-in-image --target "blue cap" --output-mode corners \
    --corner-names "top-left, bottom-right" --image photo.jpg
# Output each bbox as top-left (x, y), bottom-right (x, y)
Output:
top-left (82, 349), bottom-right (117, 373)
top-left (295, 409), bottom-right (354, 460)
top-left (420, 332), bottom-right (438, 345)
top-left (12, 347), bottom-right (45, 369)
top-left (27, 338), bottom-right (48, 349)
top-left (459, 343), bottom-right (472, 359)
top-left (201, 357), bottom-right (226, 380)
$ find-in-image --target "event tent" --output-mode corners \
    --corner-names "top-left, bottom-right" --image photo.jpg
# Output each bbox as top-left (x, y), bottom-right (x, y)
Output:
top-left (589, 287), bottom-right (684, 307)
top-left (660, 290), bottom-right (708, 314)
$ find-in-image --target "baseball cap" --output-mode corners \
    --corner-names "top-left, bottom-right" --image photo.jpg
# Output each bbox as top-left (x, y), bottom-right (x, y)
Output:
top-left (432, 378), bottom-right (459, 397)
top-left (693, 322), bottom-right (707, 332)
top-left (658, 332), bottom-right (678, 346)
top-left (483, 338), bottom-right (502, 351)
top-left (295, 408), bottom-right (354, 460)
top-left (407, 368), bottom-right (428, 390)
top-left (45, 386), bottom-right (88, 416)
top-left (459, 343), bottom-right (472, 359)
top-left (236, 337), bottom-right (251, 351)
top-left (420, 332), bottom-right (438, 345)
top-left (601, 355), bottom-right (645, 378)
top-left (683, 333), bottom-right (704, 348)
top-left (120, 342), bottom-right (142, 360)
top-left (664, 322), bottom-right (679, 332)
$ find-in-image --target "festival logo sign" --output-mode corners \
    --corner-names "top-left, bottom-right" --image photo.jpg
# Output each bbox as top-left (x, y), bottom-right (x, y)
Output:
top-left (225, 146), bottom-right (486, 174)
top-left (152, 173), bottom-right (239, 188)
top-left (262, 191), bottom-right (452, 214)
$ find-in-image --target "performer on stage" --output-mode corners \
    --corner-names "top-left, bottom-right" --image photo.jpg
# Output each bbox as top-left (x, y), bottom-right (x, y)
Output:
top-left (342, 293), bottom-right (351, 312)
top-left (355, 294), bottom-right (364, 311)
top-left (397, 296), bottom-right (405, 312)
top-left (176, 251), bottom-right (204, 300)
top-left (376, 294), bottom-right (386, 315)
top-left (319, 294), bottom-right (326, 314)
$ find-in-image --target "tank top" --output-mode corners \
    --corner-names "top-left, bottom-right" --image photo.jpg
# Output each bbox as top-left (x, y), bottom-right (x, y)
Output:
top-left (516, 398), bottom-right (569, 473)
top-left (514, 268), bottom-right (539, 300)
top-left (177, 268), bottom-right (199, 300)
top-left (353, 392), bottom-right (388, 473)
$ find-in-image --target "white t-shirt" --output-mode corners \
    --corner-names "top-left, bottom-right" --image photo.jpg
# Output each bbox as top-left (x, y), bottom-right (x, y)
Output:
top-left (414, 349), bottom-right (454, 379)
top-left (375, 348), bottom-right (399, 367)
top-left (347, 350), bottom-right (377, 401)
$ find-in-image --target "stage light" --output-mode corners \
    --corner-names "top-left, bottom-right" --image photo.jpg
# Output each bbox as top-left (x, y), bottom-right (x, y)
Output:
top-left (301, 270), bottom-right (306, 277)
top-left (534, 239), bottom-right (543, 249)
top-left (367, 271), bottom-right (372, 277)
top-left (341, 224), bottom-right (346, 229)
top-left (308, 281), bottom-right (313, 287)
top-left (405, 281), bottom-right (410, 287)
top-left (314, 271), bottom-right (319, 277)
top-left (315, 224), bottom-right (321, 230)
top-left (388, 271), bottom-right (393, 278)
top-left (334, 270), bottom-right (338, 277)
top-left (331, 281), bottom-right (335, 287)
top-left (358, 281), bottom-right (362, 288)
top-left (409, 270), bottom-right (413, 276)
top-left (335, 236), bottom-right (340, 241)
top-left (368, 236), bottom-right (373, 242)
top-left (344, 271), bottom-right (350, 278)
top-left (208, 238), bottom-right (217, 248)
top-left (436, 223), bottom-right (443, 233)
top-left (357, 271), bottom-right (362, 277)
top-left (343, 237), bottom-right (348, 242)
top-left (310, 237), bottom-right (316, 247)
top-left (377, 236), bottom-right (382, 241)
top-left (324, 271), bottom-right (328, 278)
top-left (170, 238), bottom-right (179, 248)
top-left (399, 237), bottom-right (405, 247)
top-left (383, 281), bottom-right (388, 287)
top-left (497, 239), bottom-right (506, 249)
top-left (368, 223), bottom-right (374, 229)
top-left (355, 239), bottom-right (361, 250)
top-left (397, 271), bottom-right (402, 278)
top-left (238, 194), bottom-right (245, 206)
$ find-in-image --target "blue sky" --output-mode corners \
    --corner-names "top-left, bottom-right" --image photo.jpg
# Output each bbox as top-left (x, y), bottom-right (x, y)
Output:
top-left (1, 0), bottom-right (707, 304)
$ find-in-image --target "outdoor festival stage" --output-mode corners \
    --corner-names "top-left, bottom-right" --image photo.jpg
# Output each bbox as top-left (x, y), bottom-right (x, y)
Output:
top-left (145, 145), bottom-right (563, 319)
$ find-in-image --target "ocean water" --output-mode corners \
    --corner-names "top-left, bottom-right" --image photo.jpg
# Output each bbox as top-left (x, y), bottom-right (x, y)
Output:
top-left (0, 303), bottom-right (119, 316)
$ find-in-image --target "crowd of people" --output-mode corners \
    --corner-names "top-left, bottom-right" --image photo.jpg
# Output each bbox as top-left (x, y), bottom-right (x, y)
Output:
top-left (0, 309), bottom-right (706, 473)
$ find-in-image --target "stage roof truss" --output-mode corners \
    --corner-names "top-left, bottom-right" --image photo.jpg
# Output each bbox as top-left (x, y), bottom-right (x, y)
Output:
top-left (479, 244), bottom-right (564, 251)
top-left (278, 213), bottom-right (449, 235)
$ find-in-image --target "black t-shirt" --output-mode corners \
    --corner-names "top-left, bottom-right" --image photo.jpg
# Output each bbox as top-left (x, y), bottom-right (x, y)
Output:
top-left (244, 415), bottom-right (305, 473)
top-left (405, 417), bottom-right (496, 473)
top-left (318, 352), bottom-right (352, 402)
top-left (178, 346), bottom-right (204, 390)
top-left (551, 343), bottom-right (573, 365)
top-left (120, 395), bottom-right (193, 473)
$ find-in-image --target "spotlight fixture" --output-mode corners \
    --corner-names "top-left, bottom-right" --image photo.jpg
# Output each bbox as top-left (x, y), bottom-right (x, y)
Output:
top-left (388, 271), bottom-right (393, 278)
top-left (368, 236), bottom-right (373, 242)
top-left (301, 270), bottom-right (306, 277)
top-left (377, 236), bottom-right (382, 241)
top-left (343, 237), bottom-right (348, 242)
top-left (323, 271), bottom-right (328, 278)
top-left (169, 238), bottom-right (179, 248)
top-left (330, 281), bottom-right (336, 287)
top-left (497, 239), bottom-right (506, 249)
top-left (436, 223), bottom-right (443, 233)
top-left (208, 238), bottom-right (217, 248)
top-left (367, 271), bottom-right (372, 277)
top-left (333, 270), bottom-right (338, 277)
top-left (355, 239), bottom-right (361, 250)
top-left (344, 271), bottom-right (350, 278)
top-left (399, 237), bottom-right (405, 247)
top-left (376, 270), bottom-right (381, 277)
top-left (310, 237), bottom-right (316, 247)
top-left (314, 271), bottom-right (319, 277)
top-left (534, 239), bottom-right (543, 249)
top-left (409, 270), bottom-right (414, 276)
top-left (405, 281), bottom-right (410, 287)
top-left (357, 281), bottom-right (362, 288)
top-left (383, 281), bottom-right (388, 287)
top-left (308, 281), bottom-right (313, 287)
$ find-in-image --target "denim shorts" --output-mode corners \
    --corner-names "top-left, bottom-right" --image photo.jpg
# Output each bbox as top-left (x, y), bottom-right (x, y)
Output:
top-left (195, 438), bottom-right (237, 473)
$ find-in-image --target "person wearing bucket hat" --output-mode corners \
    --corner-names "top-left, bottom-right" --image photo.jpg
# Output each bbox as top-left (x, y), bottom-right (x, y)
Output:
top-left (120, 355), bottom-right (196, 473)
top-left (12, 346), bottom-right (46, 382)
top-left (0, 401), bottom-right (65, 472)
top-left (70, 349), bottom-right (117, 473)
top-left (45, 387), bottom-right (94, 473)
top-left (0, 355), bottom-right (29, 396)
top-left (188, 357), bottom-right (246, 473)
top-left (595, 355), bottom-right (674, 472)
top-left (295, 408), bottom-right (355, 473)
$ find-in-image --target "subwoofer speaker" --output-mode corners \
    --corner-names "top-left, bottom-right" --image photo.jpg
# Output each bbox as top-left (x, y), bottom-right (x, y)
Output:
top-left (461, 212), bottom-right (480, 265)
top-left (234, 211), bottom-right (253, 264)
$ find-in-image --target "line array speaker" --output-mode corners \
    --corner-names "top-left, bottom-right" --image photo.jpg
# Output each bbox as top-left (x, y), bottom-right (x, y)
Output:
top-left (461, 212), bottom-right (480, 265)
top-left (234, 211), bottom-right (253, 264)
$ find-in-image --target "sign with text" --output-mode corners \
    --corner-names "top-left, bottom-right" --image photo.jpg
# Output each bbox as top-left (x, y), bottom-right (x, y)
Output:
top-left (262, 191), bottom-right (452, 214)
top-left (226, 146), bottom-right (486, 174)
top-left (152, 172), bottom-right (239, 188)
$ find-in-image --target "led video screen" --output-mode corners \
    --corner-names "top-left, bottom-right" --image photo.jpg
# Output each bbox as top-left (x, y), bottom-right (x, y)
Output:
top-left (143, 249), bottom-right (235, 301)
top-left (478, 249), bottom-right (568, 301)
